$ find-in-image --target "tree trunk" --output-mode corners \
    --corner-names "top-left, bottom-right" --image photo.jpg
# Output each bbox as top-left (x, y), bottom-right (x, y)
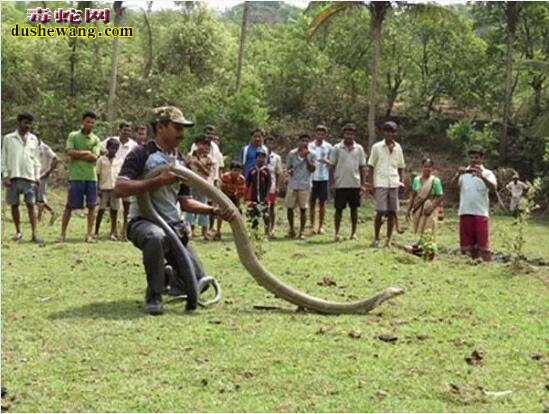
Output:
top-left (107, 1), bottom-right (123, 127)
top-left (235, 1), bottom-right (250, 93)
top-left (367, 3), bottom-right (389, 150)
top-left (142, 2), bottom-right (153, 79)
top-left (501, 2), bottom-right (519, 164)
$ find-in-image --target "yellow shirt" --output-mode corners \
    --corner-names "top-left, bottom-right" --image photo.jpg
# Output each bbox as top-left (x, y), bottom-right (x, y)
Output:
top-left (368, 140), bottom-right (405, 188)
top-left (96, 155), bottom-right (122, 190)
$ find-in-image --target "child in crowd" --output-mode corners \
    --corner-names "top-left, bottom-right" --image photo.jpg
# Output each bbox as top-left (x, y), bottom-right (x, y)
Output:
top-left (246, 149), bottom-right (271, 234)
top-left (186, 134), bottom-right (216, 239)
top-left (95, 138), bottom-right (122, 240)
top-left (214, 160), bottom-right (246, 240)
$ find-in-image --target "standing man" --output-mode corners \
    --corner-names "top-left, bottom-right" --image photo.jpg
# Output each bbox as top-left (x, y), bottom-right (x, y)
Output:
top-left (265, 135), bottom-right (283, 238)
top-left (1, 112), bottom-right (42, 242)
top-left (60, 111), bottom-right (102, 243)
top-left (329, 123), bottom-right (367, 242)
top-left (102, 121), bottom-right (139, 241)
top-left (114, 106), bottom-right (234, 315)
top-left (367, 121), bottom-right (405, 248)
top-left (239, 128), bottom-right (269, 180)
top-left (308, 124), bottom-right (332, 235)
top-left (504, 174), bottom-right (529, 217)
top-left (285, 132), bottom-right (316, 239)
top-left (454, 145), bottom-right (497, 261)
top-left (36, 132), bottom-right (58, 224)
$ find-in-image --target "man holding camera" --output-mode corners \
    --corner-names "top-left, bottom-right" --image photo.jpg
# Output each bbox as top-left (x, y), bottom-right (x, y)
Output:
top-left (454, 145), bottom-right (497, 262)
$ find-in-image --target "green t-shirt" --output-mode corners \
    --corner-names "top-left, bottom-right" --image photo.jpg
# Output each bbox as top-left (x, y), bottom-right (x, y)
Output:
top-left (66, 130), bottom-right (101, 181)
top-left (412, 175), bottom-right (443, 196)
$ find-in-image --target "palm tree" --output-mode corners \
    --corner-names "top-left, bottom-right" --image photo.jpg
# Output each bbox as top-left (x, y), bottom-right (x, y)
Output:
top-left (236, 1), bottom-right (250, 92)
top-left (107, 1), bottom-right (124, 126)
top-left (309, 2), bottom-right (453, 150)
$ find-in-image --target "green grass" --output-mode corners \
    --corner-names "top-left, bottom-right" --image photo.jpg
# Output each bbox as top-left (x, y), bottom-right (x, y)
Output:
top-left (1, 193), bottom-right (548, 412)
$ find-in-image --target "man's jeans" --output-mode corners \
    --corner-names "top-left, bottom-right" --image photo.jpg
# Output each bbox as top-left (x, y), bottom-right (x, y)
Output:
top-left (128, 219), bottom-right (206, 295)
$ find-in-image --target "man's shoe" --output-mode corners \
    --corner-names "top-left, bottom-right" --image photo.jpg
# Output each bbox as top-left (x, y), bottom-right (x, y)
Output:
top-left (31, 234), bottom-right (44, 244)
top-left (370, 239), bottom-right (380, 248)
top-left (11, 233), bottom-right (22, 242)
top-left (145, 288), bottom-right (164, 315)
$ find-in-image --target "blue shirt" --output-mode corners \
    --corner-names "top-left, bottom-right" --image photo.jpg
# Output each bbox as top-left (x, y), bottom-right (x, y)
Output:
top-left (239, 144), bottom-right (268, 178)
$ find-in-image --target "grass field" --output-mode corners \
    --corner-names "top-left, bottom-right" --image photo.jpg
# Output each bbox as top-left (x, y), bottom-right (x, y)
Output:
top-left (1, 192), bottom-right (548, 412)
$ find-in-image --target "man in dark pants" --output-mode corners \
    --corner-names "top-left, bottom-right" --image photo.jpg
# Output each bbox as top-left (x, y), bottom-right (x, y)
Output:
top-left (114, 106), bottom-right (234, 315)
top-left (329, 124), bottom-right (367, 242)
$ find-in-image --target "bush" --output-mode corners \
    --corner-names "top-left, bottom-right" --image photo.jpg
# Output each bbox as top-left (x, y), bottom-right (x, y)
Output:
top-left (446, 119), bottom-right (498, 160)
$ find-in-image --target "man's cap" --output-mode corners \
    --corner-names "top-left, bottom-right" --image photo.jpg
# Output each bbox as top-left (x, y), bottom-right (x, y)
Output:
top-left (203, 124), bottom-right (216, 132)
top-left (315, 124), bottom-right (328, 132)
top-left (341, 123), bottom-right (357, 132)
top-left (255, 148), bottom-right (267, 157)
top-left (467, 145), bottom-right (484, 156)
top-left (383, 121), bottom-right (398, 131)
top-left (151, 106), bottom-right (194, 127)
top-left (512, 173), bottom-right (519, 179)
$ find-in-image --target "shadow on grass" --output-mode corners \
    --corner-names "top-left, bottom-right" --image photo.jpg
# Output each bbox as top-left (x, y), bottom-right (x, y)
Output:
top-left (48, 299), bottom-right (145, 320)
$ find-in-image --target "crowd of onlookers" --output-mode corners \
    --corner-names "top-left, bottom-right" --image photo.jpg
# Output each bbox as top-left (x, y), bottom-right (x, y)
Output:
top-left (2, 110), bottom-right (532, 263)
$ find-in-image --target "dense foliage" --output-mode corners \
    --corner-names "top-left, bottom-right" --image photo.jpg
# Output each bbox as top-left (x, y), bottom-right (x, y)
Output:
top-left (1, 1), bottom-right (548, 195)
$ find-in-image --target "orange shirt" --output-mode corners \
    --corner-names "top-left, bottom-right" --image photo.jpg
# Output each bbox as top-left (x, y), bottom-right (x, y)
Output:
top-left (220, 172), bottom-right (246, 198)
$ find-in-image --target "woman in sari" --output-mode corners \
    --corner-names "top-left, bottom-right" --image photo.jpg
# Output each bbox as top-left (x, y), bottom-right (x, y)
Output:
top-left (406, 158), bottom-right (444, 241)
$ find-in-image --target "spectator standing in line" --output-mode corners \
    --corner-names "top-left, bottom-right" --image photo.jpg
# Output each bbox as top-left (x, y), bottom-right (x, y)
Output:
top-left (329, 123), bottom-right (367, 242)
top-left (1, 112), bottom-right (42, 242)
top-left (454, 145), bottom-right (497, 261)
top-left (95, 138), bottom-right (123, 240)
top-left (186, 134), bottom-right (216, 240)
top-left (246, 149), bottom-right (271, 235)
top-left (265, 135), bottom-right (283, 238)
top-left (366, 121), bottom-right (405, 248)
top-left (239, 128), bottom-right (269, 180)
top-left (308, 124), bottom-right (332, 235)
top-left (405, 157), bottom-right (444, 243)
top-left (35, 131), bottom-right (58, 225)
top-left (285, 132), bottom-right (315, 239)
top-left (101, 122), bottom-right (139, 241)
top-left (60, 111), bottom-right (102, 242)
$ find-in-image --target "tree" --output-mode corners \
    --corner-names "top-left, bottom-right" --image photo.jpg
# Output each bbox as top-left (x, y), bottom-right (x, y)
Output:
top-left (235, 1), bottom-right (250, 92)
top-left (310, 1), bottom-right (389, 149)
top-left (309, 2), bottom-right (454, 149)
top-left (107, 1), bottom-right (124, 127)
top-left (500, 2), bottom-right (522, 164)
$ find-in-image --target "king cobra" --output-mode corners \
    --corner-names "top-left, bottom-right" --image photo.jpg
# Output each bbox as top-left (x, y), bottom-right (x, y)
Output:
top-left (137, 164), bottom-right (404, 314)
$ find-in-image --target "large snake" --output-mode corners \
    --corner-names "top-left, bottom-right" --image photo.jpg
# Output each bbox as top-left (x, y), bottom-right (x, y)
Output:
top-left (137, 164), bottom-right (404, 314)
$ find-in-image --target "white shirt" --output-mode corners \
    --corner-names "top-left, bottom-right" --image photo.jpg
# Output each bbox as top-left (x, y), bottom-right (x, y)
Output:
top-left (39, 142), bottom-right (57, 176)
top-left (506, 180), bottom-right (528, 198)
top-left (267, 151), bottom-right (282, 194)
top-left (308, 140), bottom-right (332, 181)
top-left (368, 140), bottom-right (405, 188)
top-left (101, 136), bottom-right (138, 164)
top-left (458, 166), bottom-right (497, 217)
